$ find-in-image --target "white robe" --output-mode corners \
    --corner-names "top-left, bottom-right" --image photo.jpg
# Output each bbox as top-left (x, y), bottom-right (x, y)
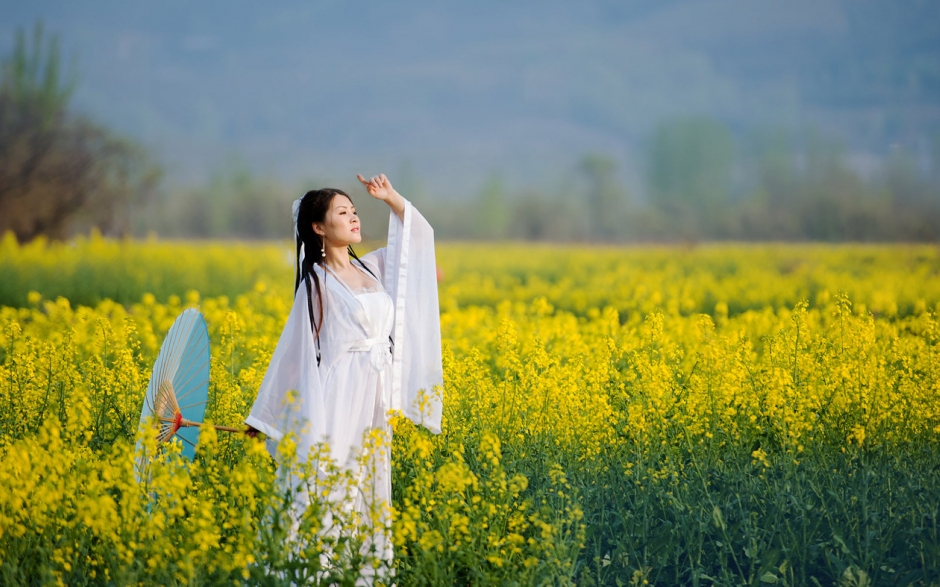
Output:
top-left (245, 199), bottom-right (443, 556)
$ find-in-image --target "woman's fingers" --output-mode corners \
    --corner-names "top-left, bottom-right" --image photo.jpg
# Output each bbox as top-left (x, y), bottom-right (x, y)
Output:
top-left (357, 173), bottom-right (390, 196)
top-left (359, 174), bottom-right (379, 193)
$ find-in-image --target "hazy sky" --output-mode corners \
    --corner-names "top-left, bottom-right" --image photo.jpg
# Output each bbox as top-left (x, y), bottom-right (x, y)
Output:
top-left (2, 0), bottom-right (937, 197)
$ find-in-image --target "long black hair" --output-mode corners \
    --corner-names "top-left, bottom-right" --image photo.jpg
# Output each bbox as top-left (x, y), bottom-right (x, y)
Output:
top-left (293, 188), bottom-right (376, 358)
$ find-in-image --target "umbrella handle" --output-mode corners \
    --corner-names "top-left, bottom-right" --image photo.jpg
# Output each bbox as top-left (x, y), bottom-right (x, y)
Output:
top-left (175, 418), bottom-right (244, 434)
top-left (212, 425), bottom-right (242, 433)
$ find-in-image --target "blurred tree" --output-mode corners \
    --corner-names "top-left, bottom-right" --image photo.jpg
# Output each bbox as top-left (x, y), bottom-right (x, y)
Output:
top-left (930, 131), bottom-right (940, 181)
top-left (647, 118), bottom-right (733, 234)
top-left (511, 192), bottom-right (556, 241)
top-left (474, 173), bottom-right (508, 239)
top-left (751, 130), bottom-right (798, 206)
top-left (579, 154), bottom-right (626, 240)
top-left (795, 133), bottom-right (893, 241)
top-left (225, 163), bottom-right (294, 239)
top-left (0, 23), bottom-right (159, 242)
top-left (734, 129), bottom-right (940, 242)
top-left (879, 148), bottom-right (940, 240)
top-left (735, 129), bottom-right (802, 239)
top-left (144, 159), bottom-right (294, 239)
top-left (883, 148), bottom-right (925, 205)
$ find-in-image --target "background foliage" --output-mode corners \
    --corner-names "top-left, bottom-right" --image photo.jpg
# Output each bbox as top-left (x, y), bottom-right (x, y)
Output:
top-left (141, 125), bottom-right (940, 243)
top-left (3, 24), bottom-right (940, 245)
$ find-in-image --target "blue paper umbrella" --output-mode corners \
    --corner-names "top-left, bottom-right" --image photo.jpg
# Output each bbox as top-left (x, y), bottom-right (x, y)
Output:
top-left (137, 308), bottom-right (239, 463)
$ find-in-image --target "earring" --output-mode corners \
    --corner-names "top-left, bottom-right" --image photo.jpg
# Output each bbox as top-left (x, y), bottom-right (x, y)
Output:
top-left (321, 245), bottom-right (326, 258)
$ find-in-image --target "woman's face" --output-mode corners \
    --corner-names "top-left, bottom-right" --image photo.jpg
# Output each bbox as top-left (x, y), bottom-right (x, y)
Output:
top-left (314, 194), bottom-right (361, 247)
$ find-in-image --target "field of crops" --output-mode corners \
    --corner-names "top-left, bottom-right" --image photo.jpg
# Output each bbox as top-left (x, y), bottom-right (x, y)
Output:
top-left (2, 235), bottom-right (940, 586)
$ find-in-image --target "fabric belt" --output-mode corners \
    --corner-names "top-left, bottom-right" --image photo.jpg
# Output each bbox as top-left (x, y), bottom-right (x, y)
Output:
top-left (348, 336), bottom-right (392, 371)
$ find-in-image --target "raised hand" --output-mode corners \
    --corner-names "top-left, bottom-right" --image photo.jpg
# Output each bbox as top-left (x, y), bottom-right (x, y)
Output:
top-left (357, 172), bottom-right (406, 220)
top-left (357, 173), bottom-right (395, 202)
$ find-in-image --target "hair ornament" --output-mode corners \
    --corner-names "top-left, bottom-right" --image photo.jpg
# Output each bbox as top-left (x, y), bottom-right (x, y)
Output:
top-left (291, 196), bottom-right (303, 236)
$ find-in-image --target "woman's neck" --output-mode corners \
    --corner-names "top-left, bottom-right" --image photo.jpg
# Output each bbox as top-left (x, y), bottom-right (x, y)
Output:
top-left (323, 244), bottom-right (351, 270)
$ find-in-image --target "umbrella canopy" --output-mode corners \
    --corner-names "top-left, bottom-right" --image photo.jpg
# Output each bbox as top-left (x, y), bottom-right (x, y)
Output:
top-left (137, 308), bottom-right (211, 461)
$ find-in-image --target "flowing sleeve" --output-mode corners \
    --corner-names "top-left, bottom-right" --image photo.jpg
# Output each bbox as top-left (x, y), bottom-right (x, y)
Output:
top-left (384, 199), bottom-right (444, 433)
top-left (245, 282), bottom-right (322, 451)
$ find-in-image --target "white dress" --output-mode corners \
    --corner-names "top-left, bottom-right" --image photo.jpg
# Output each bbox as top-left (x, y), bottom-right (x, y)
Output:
top-left (245, 199), bottom-right (443, 565)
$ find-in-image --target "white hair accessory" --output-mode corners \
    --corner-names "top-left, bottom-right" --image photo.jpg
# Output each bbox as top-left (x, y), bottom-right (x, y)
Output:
top-left (291, 197), bottom-right (303, 236)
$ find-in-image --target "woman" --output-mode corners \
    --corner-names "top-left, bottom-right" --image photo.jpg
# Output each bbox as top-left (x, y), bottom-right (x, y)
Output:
top-left (244, 173), bottom-right (443, 570)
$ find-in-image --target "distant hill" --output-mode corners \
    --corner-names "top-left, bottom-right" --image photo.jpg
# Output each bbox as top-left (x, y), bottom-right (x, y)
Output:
top-left (2, 0), bottom-right (938, 197)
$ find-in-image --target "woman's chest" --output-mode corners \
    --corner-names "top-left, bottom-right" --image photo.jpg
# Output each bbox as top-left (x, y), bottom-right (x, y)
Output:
top-left (323, 287), bottom-right (394, 338)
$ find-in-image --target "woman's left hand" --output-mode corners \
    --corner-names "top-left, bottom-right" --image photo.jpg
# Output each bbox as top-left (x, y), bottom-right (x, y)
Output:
top-left (357, 173), bottom-right (406, 220)
top-left (357, 173), bottom-right (396, 201)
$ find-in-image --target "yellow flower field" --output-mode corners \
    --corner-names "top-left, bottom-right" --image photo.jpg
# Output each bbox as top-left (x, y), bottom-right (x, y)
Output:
top-left (1, 237), bottom-right (939, 586)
